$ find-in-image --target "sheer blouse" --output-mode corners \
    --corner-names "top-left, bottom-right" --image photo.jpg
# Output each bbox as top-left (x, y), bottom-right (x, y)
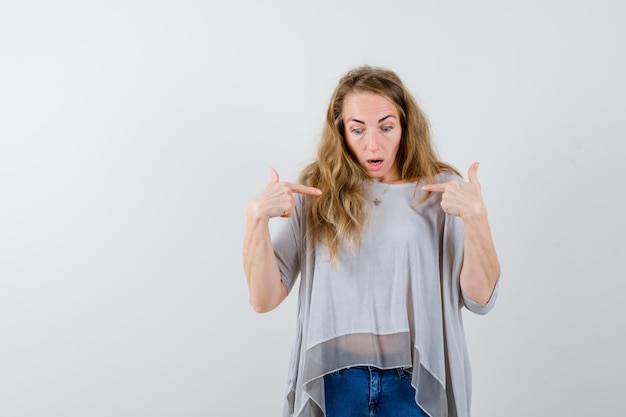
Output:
top-left (271, 173), bottom-right (499, 417)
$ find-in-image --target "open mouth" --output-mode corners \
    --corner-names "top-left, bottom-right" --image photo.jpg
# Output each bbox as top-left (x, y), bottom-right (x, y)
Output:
top-left (366, 159), bottom-right (384, 171)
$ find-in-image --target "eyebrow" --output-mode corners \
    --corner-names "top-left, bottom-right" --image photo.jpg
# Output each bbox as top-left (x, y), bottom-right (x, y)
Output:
top-left (348, 115), bottom-right (396, 124)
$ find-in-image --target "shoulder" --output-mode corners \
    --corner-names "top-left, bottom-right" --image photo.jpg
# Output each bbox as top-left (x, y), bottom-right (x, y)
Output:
top-left (434, 171), bottom-right (463, 183)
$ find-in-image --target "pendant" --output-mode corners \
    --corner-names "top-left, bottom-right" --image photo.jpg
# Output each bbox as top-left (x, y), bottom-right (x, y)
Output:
top-left (373, 198), bottom-right (381, 206)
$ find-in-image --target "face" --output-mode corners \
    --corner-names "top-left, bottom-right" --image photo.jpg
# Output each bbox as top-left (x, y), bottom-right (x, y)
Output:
top-left (342, 92), bottom-right (402, 183)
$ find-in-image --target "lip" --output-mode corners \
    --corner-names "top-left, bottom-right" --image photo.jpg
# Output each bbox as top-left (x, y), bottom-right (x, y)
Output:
top-left (366, 158), bottom-right (384, 172)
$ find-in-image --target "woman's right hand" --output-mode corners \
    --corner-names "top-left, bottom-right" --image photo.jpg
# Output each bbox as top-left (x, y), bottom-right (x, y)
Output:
top-left (243, 168), bottom-right (321, 313)
top-left (247, 167), bottom-right (322, 220)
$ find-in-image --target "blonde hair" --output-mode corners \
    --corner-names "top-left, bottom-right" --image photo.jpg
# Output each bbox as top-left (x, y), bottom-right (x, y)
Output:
top-left (299, 65), bottom-right (459, 260)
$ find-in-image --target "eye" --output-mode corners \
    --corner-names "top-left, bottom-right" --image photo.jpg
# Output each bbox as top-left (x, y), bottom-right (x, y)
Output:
top-left (381, 125), bottom-right (393, 133)
top-left (351, 127), bottom-right (363, 135)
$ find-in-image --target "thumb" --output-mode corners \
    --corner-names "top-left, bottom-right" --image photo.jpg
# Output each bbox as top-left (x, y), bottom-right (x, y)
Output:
top-left (269, 167), bottom-right (279, 184)
top-left (468, 162), bottom-right (480, 184)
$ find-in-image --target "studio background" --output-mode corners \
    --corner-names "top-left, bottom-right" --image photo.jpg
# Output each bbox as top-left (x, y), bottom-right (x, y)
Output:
top-left (1, 1), bottom-right (624, 416)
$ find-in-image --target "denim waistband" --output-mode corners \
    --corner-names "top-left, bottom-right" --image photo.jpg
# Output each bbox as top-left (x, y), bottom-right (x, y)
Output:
top-left (340, 365), bottom-right (411, 377)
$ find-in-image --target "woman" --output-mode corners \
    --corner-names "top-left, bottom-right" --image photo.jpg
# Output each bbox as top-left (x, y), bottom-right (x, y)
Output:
top-left (243, 65), bottom-right (500, 417)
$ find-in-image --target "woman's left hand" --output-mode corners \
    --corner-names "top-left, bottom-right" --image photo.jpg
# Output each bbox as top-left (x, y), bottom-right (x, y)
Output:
top-left (421, 162), bottom-right (486, 220)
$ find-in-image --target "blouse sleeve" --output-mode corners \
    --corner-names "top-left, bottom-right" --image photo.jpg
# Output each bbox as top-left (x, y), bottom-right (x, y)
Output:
top-left (461, 281), bottom-right (499, 315)
top-left (271, 193), bottom-right (303, 294)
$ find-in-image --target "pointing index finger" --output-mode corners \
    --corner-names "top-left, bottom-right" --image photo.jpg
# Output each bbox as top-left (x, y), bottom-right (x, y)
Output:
top-left (421, 183), bottom-right (448, 193)
top-left (287, 182), bottom-right (322, 196)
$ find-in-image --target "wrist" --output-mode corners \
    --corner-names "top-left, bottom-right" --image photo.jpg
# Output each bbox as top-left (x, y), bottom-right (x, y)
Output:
top-left (247, 200), bottom-right (271, 221)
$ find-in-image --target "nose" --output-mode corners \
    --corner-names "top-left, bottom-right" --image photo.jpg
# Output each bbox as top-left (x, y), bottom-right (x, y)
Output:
top-left (366, 131), bottom-right (380, 151)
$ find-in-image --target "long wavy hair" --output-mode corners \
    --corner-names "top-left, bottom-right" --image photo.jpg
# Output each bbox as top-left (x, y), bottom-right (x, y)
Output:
top-left (299, 65), bottom-right (460, 260)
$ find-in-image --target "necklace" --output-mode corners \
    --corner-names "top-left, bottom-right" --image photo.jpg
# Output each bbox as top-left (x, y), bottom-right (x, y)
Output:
top-left (373, 184), bottom-right (391, 205)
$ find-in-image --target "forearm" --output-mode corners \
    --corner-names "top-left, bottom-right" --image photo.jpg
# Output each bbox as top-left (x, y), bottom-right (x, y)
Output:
top-left (459, 214), bottom-right (501, 305)
top-left (242, 210), bottom-right (288, 313)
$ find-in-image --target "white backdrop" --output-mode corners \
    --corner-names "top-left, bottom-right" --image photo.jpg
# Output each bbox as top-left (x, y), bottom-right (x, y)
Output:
top-left (1, 1), bottom-right (625, 416)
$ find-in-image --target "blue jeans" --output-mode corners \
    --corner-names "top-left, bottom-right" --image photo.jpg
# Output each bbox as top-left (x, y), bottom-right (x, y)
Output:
top-left (323, 366), bottom-right (428, 417)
